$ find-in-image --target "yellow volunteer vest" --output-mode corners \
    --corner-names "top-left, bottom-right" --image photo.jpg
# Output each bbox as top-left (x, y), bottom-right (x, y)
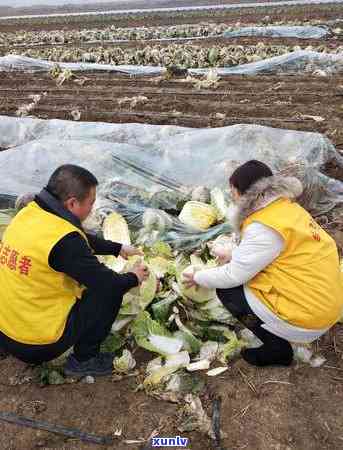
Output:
top-left (243, 198), bottom-right (343, 329)
top-left (0, 201), bottom-right (88, 344)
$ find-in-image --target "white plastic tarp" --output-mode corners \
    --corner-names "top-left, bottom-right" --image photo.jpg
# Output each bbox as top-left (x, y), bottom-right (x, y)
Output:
top-left (0, 115), bottom-right (342, 219)
top-left (189, 50), bottom-right (343, 76)
top-left (223, 25), bottom-right (330, 39)
top-left (0, 54), bottom-right (165, 76)
top-left (1, 51), bottom-right (343, 77)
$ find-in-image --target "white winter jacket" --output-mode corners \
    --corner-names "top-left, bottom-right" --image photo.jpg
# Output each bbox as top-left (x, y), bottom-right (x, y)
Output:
top-left (194, 184), bottom-right (330, 343)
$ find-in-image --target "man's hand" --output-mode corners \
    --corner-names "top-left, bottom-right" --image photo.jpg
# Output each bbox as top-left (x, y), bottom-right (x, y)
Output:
top-left (120, 244), bottom-right (143, 260)
top-left (131, 262), bottom-right (149, 284)
top-left (183, 271), bottom-right (199, 290)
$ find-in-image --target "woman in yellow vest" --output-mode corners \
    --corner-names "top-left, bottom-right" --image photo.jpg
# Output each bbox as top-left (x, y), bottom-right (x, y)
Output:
top-left (184, 160), bottom-right (343, 367)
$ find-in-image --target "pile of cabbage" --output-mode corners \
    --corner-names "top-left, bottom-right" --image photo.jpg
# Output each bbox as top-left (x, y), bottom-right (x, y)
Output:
top-left (99, 208), bottom-right (252, 387)
top-left (0, 19), bottom-right (335, 47)
top-left (9, 43), bottom-right (343, 69)
top-left (101, 199), bottom-right (338, 384)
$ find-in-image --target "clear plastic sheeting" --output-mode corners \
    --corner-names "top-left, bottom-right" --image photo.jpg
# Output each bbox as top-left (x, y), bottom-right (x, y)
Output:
top-left (98, 191), bottom-right (233, 250)
top-left (0, 116), bottom-right (342, 248)
top-left (223, 25), bottom-right (330, 39)
top-left (0, 55), bottom-right (166, 76)
top-left (1, 51), bottom-right (343, 77)
top-left (190, 50), bottom-right (343, 76)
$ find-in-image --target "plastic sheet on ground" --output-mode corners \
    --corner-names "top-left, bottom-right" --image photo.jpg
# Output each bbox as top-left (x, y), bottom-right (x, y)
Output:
top-left (223, 25), bottom-right (330, 39)
top-left (190, 50), bottom-right (343, 76)
top-left (0, 116), bottom-right (342, 248)
top-left (1, 51), bottom-right (343, 77)
top-left (0, 54), bottom-right (165, 76)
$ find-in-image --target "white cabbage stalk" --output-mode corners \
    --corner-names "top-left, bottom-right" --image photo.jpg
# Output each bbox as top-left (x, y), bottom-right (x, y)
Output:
top-left (144, 352), bottom-right (189, 388)
top-left (208, 235), bottom-right (234, 262)
top-left (148, 256), bottom-right (172, 279)
top-left (144, 365), bottom-right (179, 388)
top-left (111, 316), bottom-right (134, 332)
top-left (292, 344), bottom-right (326, 367)
top-left (148, 335), bottom-right (183, 355)
top-left (239, 329), bottom-right (263, 348)
top-left (121, 256), bottom-right (158, 311)
top-left (118, 95), bottom-right (148, 108)
top-left (181, 394), bottom-right (215, 439)
top-left (218, 330), bottom-right (242, 363)
top-left (165, 351), bottom-right (190, 368)
top-left (179, 265), bottom-right (215, 303)
top-left (113, 349), bottom-right (136, 373)
top-left (146, 357), bottom-right (163, 375)
top-left (186, 359), bottom-right (210, 371)
top-left (293, 345), bottom-right (313, 363)
top-left (102, 212), bottom-right (131, 272)
top-left (198, 341), bottom-right (220, 362)
top-left (111, 255), bottom-right (157, 332)
top-left (206, 367), bottom-right (228, 376)
top-left (132, 311), bottom-right (183, 356)
top-left (310, 356), bottom-right (326, 368)
top-left (165, 374), bottom-right (183, 392)
top-left (210, 188), bottom-right (228, 221)
top-left (179, 201), bottom-right (217, 231)
top-left (173, 313), bottom-right (201, 354)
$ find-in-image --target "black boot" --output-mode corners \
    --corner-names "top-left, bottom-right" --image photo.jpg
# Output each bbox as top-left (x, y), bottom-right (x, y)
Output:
top-left (241, 344), bottom-right (293, 367)
top-left (0, 347), bottom-right (9, 360)
top-left (216, 286), bottom-right (294, 368)
top-left (64, 353), bottom-right (114, 377)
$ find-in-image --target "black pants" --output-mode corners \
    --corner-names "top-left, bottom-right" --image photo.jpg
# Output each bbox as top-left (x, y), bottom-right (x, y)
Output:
top-left (216, 286), bottom-right (292, 352)
top-left (0, 287), bottom-right (124, 365)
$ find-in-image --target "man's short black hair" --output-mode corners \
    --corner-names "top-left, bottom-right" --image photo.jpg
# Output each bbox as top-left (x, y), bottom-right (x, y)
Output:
top-left (47, 164), bottom-right (98, 202)
top-left (229, 160), bottom-right (273, 195)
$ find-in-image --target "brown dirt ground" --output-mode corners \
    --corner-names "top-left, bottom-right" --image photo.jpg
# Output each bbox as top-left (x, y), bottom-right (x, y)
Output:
top-left (0, 330), bottom-right (342, 450)
top-left (0, 0), bottom-right (285, 19)
top-left (1, 4), bottom-right (343, 450)
top-left (0, 3), bottom-right (342, 32)
top-left (2, 71), bottom-right (343, 140)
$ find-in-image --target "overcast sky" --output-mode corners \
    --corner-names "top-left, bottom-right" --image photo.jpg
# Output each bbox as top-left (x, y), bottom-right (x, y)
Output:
top-left (0, 0), bottom-right (131, 7)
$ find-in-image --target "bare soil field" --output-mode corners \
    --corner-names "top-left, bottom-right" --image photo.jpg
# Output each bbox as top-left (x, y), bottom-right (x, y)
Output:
top-left (0, 332), bottom-right (342, 450)
top-left (1, 71), bottom-right (343, 141)
top-left (0, 3), bottom-right (341, 31)
top-left (0, 3), bottom-right (343, 450)
top-left (0, 0), bottom-right (282, 19)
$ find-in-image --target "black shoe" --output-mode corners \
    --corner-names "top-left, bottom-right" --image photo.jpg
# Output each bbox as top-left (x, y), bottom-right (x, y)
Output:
top-left (0, 348), bottom-right (8, 360)
top-left (241, 345), bottom-right (293, 367)
top-left (64, 353), bottom-right (114, 377)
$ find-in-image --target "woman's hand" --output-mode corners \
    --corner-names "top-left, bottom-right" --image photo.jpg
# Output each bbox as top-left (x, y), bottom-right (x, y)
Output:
top-left (183, 271), bottom-right (199, 290)
top-left (209, 241), bottom-right (232, 265)
top-left (213, 246), bottom-right (232, 265)
top-left (120, 244), bottom-right (143, 260)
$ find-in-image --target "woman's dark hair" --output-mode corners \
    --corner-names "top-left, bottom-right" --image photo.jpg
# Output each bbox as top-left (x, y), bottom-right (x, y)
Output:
top-left (229, 160), bottom-right (273, 195)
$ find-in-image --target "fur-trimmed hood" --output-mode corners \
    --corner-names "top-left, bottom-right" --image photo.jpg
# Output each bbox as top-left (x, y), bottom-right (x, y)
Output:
top-left (228, 175), bottom-right (303, 233)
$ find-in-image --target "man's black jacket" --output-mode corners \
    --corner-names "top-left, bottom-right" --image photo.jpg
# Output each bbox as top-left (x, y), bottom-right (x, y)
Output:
top-left (35, 189), bottom-right (138, 297)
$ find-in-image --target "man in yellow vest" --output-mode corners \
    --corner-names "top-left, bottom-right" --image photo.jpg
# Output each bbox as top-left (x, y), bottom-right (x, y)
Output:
top-left (184, 160), bottom-right (343, 367)
top-left (0, 164), bottom-right (148, 376)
